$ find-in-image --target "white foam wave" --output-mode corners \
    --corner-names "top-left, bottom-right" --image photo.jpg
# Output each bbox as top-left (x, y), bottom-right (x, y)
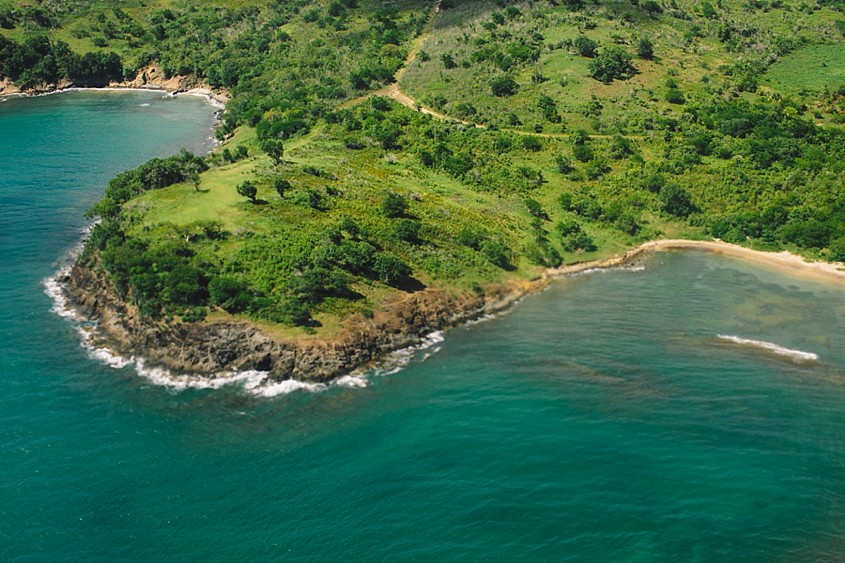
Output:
top-left (250, 379), bottom-right (328, 397)
top-left (332, 375), bottom-right (368, 389)
top-left (567, 263), bottom-right (646, 277)
top-left (372, 330), bottom-right (446, 377)
top-left (464, 313), bottom-right (498, 327)
top-left (43, 266), bottom-right (78, 320)
top-left (717, 335), bottom-right (819, 363)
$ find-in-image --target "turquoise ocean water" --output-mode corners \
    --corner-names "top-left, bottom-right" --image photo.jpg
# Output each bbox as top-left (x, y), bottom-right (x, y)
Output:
top-left (2, 92), bottom-right (845, 561)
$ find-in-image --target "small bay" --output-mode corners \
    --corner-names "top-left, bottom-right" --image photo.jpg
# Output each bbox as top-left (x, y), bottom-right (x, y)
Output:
top-left (2, 92), bottom-right (845, 561)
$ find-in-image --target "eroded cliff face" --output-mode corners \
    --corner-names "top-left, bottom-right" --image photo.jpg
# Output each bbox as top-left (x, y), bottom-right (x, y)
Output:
top-left (62, 262), bottom-right (535, 383)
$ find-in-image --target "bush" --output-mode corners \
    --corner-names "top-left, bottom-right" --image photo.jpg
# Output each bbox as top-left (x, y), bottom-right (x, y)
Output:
top-left (573, 143), bottom-right (593, 162)
top-left (559, 231), bottom-right (593, 251)
top-left (372, 253), bottom-right (412, 286)
top-left (642, 0), bottom-right (663, 15)
top-left (236, 180), bottom-right (257, 201)
top-left (522, 136), bottom-right (542, 152)
top-left (636, 38), bottom-right (654, 60)
top-left (274, 177), bottom-right (291, 198)
top-left (589, 47), bottom-right (635, 83)
top-left (574, 36), bottom-right (597, 58)
top-left (181, 307), bottom-right (207, 323)
top-left (665, 88), bottom-right (685, 104)
top-left (481, 240), bottom-right (513, 269)
top-left (209, 275), bottom-right (252, 313)
top-left (491, 76), bottom-right (519, 97)
top-left (659, 183), bottom-right (695, 217)
top-left (382, 192), bottom-right (408, 218)
top-left (395, 218), bottom-right (421, 243)
top-left (525, 198), bottom-right (549, 220)
top-left (555, 154), bottom-right (573, 173)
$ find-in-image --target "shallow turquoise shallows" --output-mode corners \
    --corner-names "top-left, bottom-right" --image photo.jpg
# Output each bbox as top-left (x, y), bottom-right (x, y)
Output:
top-left (3, 93), bottom-right (845, 561)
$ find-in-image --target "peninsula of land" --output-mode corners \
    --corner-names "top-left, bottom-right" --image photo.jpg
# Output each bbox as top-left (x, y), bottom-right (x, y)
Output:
top-left (4, 0), bottom-right (845, 382)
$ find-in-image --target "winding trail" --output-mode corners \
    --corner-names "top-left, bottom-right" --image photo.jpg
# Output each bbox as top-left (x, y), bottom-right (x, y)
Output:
top-left (353, 0), bottom-right (642, 141)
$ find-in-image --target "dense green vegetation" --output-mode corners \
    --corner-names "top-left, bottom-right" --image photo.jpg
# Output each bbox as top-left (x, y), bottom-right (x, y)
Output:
top-left (4, 0), bottom-right (845, 335)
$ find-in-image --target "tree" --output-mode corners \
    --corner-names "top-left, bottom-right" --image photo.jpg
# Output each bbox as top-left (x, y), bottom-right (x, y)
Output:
top-left (525, 198), bottom-right (549, 220)
top-left (261, 138), bottom-right (284, 165)
top-left (382, 191), bottom-right (408, 218)
top-left (274, 177), bottom-right (291, 198)
top-left (573, 36), bottom-right (597, 58)
top-left (236, 180), bottom-right (257, 202)
top-left (659, 183), bottom-right (695, 217)
top-left (589, 47), bottom-right (635, 83)
top-left (491, 76), bottom-right (518, 97)
top-left (395, 218), bottom-right (421, 243)
top-left (372, 253), bottom-right (412, 286)
top-left (636, 38), bottom-right (654, 60)
top-left (665, 88), bottom-right (685, 104)
top-left (184, 160), bottom-right (202, 191)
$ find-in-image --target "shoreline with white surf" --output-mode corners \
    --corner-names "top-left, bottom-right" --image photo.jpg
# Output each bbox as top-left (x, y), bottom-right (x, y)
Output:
top-left (45, 236), bottom-right (840, 397)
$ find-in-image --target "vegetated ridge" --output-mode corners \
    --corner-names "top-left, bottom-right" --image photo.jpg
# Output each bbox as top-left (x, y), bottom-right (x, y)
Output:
top-left (4, 0), bottom-right (845, 380)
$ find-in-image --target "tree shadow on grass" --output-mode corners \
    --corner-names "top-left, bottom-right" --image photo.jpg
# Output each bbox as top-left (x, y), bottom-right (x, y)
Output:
top-left (397, 276), bottom-right (427, 293)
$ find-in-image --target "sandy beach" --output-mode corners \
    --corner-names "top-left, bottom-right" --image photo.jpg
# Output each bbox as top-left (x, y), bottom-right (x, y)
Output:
top-left (546, 239), bottom-right (845, 284)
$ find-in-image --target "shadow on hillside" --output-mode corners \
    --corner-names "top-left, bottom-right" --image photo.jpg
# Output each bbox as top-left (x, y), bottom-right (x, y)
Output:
top-left (398, 276), bottom-right (427, 293)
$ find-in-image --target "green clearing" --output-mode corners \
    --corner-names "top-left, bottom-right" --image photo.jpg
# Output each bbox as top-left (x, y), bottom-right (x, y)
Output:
top-left (765, 44), bottom-right (845, 93)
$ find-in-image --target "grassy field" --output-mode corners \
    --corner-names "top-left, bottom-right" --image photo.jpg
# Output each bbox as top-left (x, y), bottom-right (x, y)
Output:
top-left (764, 44), bottom-right (845, 93)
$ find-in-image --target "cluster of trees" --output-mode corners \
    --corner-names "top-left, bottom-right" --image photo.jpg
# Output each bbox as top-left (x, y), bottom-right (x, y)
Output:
top-left (87, 149), bottom-right (207, 220)
top-left (85, 199), bottom-right (419, 325)
top-left (1, 0), bottom-right (431, 146)
top-left (0, 36), bottom-right (122, 88)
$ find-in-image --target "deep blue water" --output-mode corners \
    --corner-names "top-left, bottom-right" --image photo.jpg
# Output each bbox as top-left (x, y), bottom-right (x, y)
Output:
top-left (2, 92), bottom-right (845, 561)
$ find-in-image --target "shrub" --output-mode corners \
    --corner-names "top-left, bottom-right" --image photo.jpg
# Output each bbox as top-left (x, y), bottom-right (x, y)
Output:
top-left (395, 218), bottom-right (421, 243)
top-left (481, 240), bottom-right (513, 269)
top-left (382, 192), bottom-right (408, 217)
top-left (555, 154), bottom-right (573, 173)
top-left (573, 36), bottom-right (597, 58)
top-left (642, 0), bottom-right (663, 15)
top-left (491, 76), bottom-right (519, 96)
top-left (274, 177), bottom-right (291, 198)
top-left (659, 183), bottom-right (695, 217)
top-left (372, 253), bottom-right (412, 286)
top-left (589, 47), bottom-right (635, 83)
top-left (522, 136), bottom-right (542, 152)
top-left (525, 198), bottom-right (549, 220)
top-left (636, 38), bottom-right (654, 60)
top-left (665, 88), bottom-right (685, 104)
top-left (236, 180), bottom-right (257, 201)
top-left (209, 275), bottom-right (252, 313)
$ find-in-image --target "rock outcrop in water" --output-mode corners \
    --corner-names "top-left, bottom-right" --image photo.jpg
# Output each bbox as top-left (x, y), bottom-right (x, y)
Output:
top-left (62, 262), bottom-right (534, 382)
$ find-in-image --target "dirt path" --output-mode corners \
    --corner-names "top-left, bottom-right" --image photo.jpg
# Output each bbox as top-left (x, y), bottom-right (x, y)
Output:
top-left (345, 0), bottom-right (644, 141)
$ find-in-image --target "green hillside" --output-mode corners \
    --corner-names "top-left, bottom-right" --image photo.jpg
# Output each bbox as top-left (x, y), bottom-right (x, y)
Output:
top-left (3, 0), bottom-right (845, 336)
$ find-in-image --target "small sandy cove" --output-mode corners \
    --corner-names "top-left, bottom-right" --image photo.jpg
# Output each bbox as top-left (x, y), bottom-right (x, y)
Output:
top-left (544, 239), bottom-right (845, 283)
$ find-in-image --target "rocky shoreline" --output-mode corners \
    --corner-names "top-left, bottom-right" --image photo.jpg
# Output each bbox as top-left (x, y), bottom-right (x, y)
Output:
top-left (57, 238), bottom-right (844, 385)
top-left (59, 261), bottom-right (549, 383)
top-left (0, 65), bottom-right (229, 105)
